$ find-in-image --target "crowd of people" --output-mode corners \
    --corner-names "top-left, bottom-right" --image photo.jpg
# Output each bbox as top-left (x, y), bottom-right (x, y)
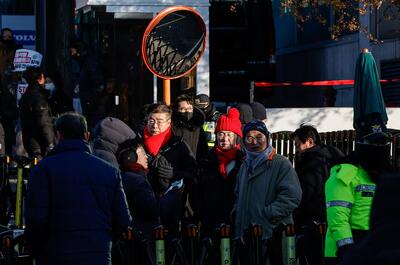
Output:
top-left (0, 29), bottom-right (398, 265)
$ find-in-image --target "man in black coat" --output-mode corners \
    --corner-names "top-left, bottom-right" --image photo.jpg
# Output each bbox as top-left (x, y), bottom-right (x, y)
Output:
top-left (172, 94), bottom-right (208, 162)
top-left (19, 67), bottom-right (55, 158)
top-left (292, 125), bottom-right (344, 265)
top-left (25, 112), bottom-right (131, 265)
top-left (143, 103), bottom-right (197, 237)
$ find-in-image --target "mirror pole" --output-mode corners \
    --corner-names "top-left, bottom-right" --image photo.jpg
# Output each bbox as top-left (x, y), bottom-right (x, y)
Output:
top-left (163, 79), bottom-right (171, 106)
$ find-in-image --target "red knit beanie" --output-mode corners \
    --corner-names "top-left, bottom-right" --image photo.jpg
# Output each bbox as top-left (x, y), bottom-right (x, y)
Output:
top-left (216, 108), bottom-right (243, 138)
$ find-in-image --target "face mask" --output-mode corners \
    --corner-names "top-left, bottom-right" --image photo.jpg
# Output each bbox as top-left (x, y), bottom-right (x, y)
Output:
top-left (44, 82), bottom-right (56, 92)
top-left (2, 39), bottom-right (15, 48)
top-left (180, 111), bottom-right (193, 121)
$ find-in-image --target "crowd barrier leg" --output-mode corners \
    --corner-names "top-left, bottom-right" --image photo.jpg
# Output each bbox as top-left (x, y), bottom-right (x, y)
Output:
top-left (318, 223), bottom-right (327, 265)
top-left (2, 235), bottom-right (13, 265)
top-left (170, 238), bottom-right (188, 265)
top-left (0, 156), bottom-right (11, 226)
top-left (14, 156), bottom-right (36, 229)
top-left (231, 237), bottom-right (243, 265)
top-left (155, 226), bottom-right (166, 265)
top-left (14, 166), bottom-right (23, 229)
top-left (186, 224), bottom-right (198, 265)
top-left (199, 238), bottom-right (216, 265)
top-left (219, 224), bottom-right (231, 265)
top-left (282, 224), bottom-right (296, 265)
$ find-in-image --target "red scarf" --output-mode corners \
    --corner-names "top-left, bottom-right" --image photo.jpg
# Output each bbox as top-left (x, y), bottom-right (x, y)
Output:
top-left (143, 126), bottom-right (172, 157)
top-left (215, 144), bottom-right (240, 179)
top-left (122, 162), bottom-right (147, 173)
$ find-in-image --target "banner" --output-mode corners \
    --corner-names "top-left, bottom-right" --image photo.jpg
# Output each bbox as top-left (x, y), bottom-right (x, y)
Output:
top-left (13, 49), bottom-right (43, 72)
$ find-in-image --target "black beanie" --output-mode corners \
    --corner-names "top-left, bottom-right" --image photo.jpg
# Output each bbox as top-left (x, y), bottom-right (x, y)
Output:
top-left (251, 102), bottom-right (267, 120)
top-left (237, 103), bottom-right (253, 125)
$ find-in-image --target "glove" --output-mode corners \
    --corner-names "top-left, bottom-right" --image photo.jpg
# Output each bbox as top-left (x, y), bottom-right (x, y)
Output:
top-left (158, 178), bottom-right (170, 191)
top-left (156, 163), bottom-right (174, 180)
top-left (336, 243), bottom-right (354, 262)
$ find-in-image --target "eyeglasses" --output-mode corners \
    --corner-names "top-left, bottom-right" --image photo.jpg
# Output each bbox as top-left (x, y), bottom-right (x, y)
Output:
top-left (216, 132), bottom-right (235, 139)
top-left (147, 118), bottom-right (169, 126)
top-left (245, 135), bottom-right (266, 144)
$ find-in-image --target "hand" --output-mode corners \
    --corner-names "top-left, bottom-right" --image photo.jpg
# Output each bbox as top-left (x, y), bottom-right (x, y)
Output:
top-left (158, 177), bottom-right (170, 191)
top-left (156, 163), bottom-right (174, 180)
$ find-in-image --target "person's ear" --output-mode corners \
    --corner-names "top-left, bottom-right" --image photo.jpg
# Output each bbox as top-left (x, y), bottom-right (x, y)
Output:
top-left (84, 132), bottom-right (90, 141)
top-left (56, 131), bottom-right (63, 143)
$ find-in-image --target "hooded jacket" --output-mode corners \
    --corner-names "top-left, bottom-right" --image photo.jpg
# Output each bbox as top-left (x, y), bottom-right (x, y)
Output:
top-left (92, 117), bottom-right (136, 168)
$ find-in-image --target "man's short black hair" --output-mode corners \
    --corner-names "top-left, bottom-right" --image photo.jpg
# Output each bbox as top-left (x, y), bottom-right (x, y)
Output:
top-left (174, 94), bottom-right (194, 108)
top-left (292, 124), bottom-right (321, 145)
top-left (55, 112), bottom-right (88, 139)
top-left (1, 28), bottom-right (12, 35)
top-left (24, 67), bottom-right (44, 86)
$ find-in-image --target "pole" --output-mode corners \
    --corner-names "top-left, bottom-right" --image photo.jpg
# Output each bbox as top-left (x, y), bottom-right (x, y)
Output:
top-left (155, 225), bottom-right (166, 265)
top-left (163, 79), bottom-right (171, 106)
top-left (15, 167), bottom-right (23, 228)
top-left (220, 224), bottom-right (231, 265)
top-left (282, 224), bottom-right (296, 265)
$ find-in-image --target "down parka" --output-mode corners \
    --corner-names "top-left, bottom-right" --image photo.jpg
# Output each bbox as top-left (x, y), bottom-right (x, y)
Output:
top-left (92, 117), bottom-right (136, 168)
top-left (25, 139), bottom-right (131, 265)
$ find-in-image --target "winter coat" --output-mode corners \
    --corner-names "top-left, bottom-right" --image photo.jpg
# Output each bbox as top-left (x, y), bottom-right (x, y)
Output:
top-left (121, 169), bottom-right (159, 240)
top-left (198, 148), bottom-right (244, 238)
top-left (146, 135), bottom-right (197, 234)
top-left (325, 164), bottom-right (375, 258)
top-left (19, 84), bottom-right (55, 157)
top-left (25, 139), bottom-right (131, 265)
top-left (233, 153), bottom-right (302, 240)
top-left (340, 172), bottom-right (400, 265)
top-left (172, 107), bottom-right (208, 162)
top-left (293, 144), bottom-right (343, 225)
top-left (92, 117), bottom-right (136, 168)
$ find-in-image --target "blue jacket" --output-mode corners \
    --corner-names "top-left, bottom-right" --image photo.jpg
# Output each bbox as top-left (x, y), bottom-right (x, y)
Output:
top-left (25, 139), bottom-right (132, 265)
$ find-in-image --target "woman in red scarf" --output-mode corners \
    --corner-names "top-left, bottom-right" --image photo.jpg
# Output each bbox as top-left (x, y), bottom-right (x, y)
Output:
top-left (198, 107), bottom-right (244, 238)
top-left (142, 103), bottom-right (197, 238)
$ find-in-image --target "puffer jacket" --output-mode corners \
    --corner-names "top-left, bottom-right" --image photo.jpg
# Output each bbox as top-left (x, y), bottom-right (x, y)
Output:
top-left (25, 139), bottom-right (131, 265)
top-left (92, 117), bottom-right (136, 168)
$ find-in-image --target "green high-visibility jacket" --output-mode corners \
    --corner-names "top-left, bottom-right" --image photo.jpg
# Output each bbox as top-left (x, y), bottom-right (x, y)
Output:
top-left (324, 163), bottom-right (375, 257)
top-left (203, 121), bottom-right (216, 148)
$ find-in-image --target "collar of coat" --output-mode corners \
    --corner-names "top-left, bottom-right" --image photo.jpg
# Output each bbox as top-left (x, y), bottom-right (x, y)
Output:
top-left (243, 147), bottom-right (277, 171)
top-left (49, 139), bottom-right (92, 156)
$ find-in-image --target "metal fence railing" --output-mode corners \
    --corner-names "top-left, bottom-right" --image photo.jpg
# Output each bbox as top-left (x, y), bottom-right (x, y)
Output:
top-left (271, 130), bottom-right (400, 170)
